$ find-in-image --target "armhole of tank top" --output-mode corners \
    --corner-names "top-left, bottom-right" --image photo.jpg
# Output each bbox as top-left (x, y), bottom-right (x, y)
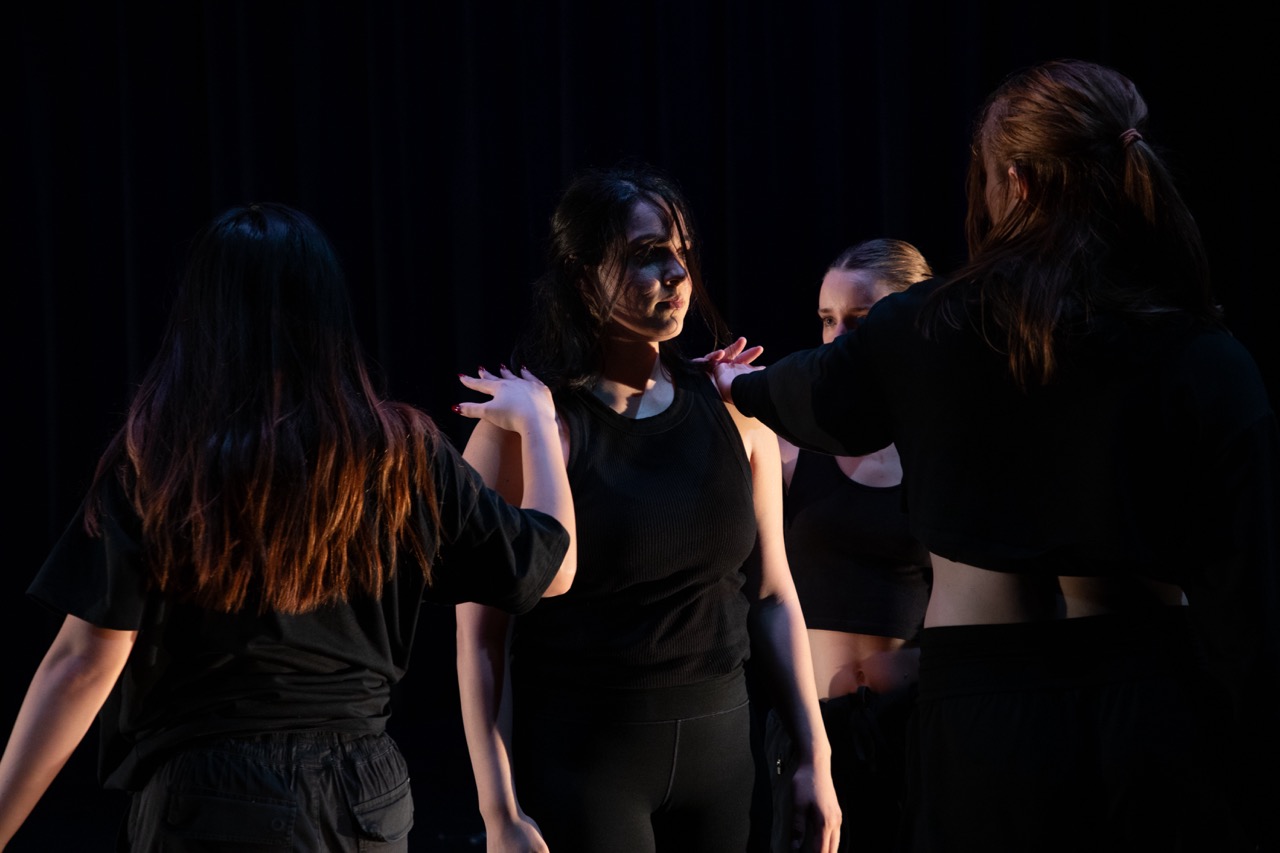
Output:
top-left (697, 377), bottom-right (754, 489)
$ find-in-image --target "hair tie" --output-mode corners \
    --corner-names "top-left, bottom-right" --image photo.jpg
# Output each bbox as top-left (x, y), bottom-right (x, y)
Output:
top-left (1120, 128), bottom-right (1143, 148)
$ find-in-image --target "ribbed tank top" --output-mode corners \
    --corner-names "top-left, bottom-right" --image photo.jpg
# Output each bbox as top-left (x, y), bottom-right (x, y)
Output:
top-left (511, 369), bottom-right (758, 716)
top-left (784, 450), bottom-right (931, 638)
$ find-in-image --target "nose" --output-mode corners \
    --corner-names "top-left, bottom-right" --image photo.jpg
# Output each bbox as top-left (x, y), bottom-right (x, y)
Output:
top-left (662, 257), bottom-right (688, 288)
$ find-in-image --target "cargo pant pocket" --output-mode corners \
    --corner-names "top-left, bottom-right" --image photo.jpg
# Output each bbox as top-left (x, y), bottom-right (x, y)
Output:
top-left (163, 787), bottom-right (296, 848)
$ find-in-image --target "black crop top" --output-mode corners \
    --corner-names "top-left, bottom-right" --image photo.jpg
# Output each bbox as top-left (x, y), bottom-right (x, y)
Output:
top-left (731, 277), bottom-right (1280, 793)
top-left (784, 450), bottom-right (930, 638)
top-left (511, 369), bottom-right (758, 700)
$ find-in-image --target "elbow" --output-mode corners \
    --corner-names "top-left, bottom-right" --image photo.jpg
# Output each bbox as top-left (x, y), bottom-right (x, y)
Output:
top-left (541, 546), bottom-right (577, 597)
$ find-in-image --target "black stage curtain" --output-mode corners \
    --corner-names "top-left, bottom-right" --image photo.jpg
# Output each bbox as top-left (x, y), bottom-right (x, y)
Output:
top-left (5, 2), bottom-right (1273, 849)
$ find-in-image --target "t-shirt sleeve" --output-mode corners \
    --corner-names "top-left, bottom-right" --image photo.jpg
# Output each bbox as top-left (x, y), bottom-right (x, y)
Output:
top-left (732, 296), bottom-right (896, 457)
top-left (28, 477), bottom-right (150, 630)
top-left (421, 433), bottom-right (569, 614)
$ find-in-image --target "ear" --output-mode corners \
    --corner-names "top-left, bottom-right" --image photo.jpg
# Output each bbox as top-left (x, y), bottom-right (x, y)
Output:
top-left (1007, 165), bottom-right (1028, 201)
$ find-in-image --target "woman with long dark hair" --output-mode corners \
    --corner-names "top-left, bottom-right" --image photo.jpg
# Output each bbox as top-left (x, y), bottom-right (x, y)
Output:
top-left (0, 202), bottom-right (577, 851)
top-left (708, 60), bottom-right (1279, 851)
top-left (456, 163), bottom-right (840, 853)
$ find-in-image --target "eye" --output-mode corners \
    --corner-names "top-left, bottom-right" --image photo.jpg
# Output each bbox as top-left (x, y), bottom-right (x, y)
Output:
top-left (820, 316), bottom-right (835, 327)
top-left (631, 245), bottom-right (658, 265)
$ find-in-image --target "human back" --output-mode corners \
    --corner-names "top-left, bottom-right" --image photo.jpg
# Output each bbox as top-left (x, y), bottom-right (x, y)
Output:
top-left (1, 202), bottom-right (576, 852)
top-left (714, 59), bottom-right (1279, 851)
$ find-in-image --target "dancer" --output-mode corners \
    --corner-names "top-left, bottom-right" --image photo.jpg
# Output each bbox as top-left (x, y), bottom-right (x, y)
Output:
top-left (767, 238), bottom-right (933, 853)
top-left (707, 60), bottom-right (1279, 851)
top-left (456, 163), bottom-right (840, 853)
top-left (0, 203), bottom-right (576, 852)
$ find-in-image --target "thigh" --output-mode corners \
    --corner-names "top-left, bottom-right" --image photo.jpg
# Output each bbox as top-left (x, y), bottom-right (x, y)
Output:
top-left (763, 706), bottom-right (794, 853)
top-left (1091, 671), bottom-right (1247, 851)
top-left (908, 686), bottom-right (1088, 852)
top-left (515, 713), bottom-right (671, 853)
top-left (654, 702), bottom-right (754, 853)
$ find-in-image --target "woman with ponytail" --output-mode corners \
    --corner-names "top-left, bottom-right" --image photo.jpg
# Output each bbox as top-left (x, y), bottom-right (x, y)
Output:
top-left (708, 60), bottom-right (1279, 851)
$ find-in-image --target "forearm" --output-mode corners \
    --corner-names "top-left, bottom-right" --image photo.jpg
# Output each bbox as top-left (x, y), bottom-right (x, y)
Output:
top-left (731, 337), bottom-right (887, 457)
top-left (0, 616), bottom-right (133, 846)
top-left (751, 596), bottom-right (831, 765)
top-left (455, 605), bottom-right (522, 822)
top-left (518, 423), bottom-right (577, 594)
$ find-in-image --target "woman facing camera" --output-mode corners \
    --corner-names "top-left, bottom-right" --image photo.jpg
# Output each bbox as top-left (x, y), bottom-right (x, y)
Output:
top-left (767, 239), bottom-right (933, 853)
top-left (456, 162), bottom-right (840, 853)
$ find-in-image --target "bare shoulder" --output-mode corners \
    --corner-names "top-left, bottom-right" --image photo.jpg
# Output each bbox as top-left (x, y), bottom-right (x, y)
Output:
top-left (719, 398), bottom-right (779, 463)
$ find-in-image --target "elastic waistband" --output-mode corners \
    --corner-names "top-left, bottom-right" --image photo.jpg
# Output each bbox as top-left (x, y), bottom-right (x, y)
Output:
top-left (194, 730), bottom-right (398, 765)
top-left (516, 669), bottom-right (748, 723)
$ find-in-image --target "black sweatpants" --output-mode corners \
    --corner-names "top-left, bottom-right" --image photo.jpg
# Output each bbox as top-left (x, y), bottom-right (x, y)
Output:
top-left (123, 731), bottom-right (412, 852)
top-left (903, 610), bottom-right (1247, 852)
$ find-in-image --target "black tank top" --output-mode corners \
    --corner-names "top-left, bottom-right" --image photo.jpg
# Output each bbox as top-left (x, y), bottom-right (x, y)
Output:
top-left (784, 450), bottom-right (931, 638)
top-left (512, 369), bottom-right (757, 709)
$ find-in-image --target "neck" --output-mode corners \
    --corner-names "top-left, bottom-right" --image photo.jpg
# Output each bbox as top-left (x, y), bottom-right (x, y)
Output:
top-left (592, 339), bottom-right (670, 417)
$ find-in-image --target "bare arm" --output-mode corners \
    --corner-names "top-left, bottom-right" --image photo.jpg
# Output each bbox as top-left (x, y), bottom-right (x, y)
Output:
top-left (732, 406), bottom-right (842, 853)
top-left (778, 435), bottom-right (800, 491)
top-left (456, 418), bottom-right (559, 852)
top-left (456, 367), bottom-right (576, 595)
top-left (0, 615), bottom-right (136, 849)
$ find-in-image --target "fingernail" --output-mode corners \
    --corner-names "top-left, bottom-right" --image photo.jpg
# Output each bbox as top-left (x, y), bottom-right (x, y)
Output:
top-left (500, 363), bottom-right (509, 372)
top-left (451, 404), bottom-right (461, 413)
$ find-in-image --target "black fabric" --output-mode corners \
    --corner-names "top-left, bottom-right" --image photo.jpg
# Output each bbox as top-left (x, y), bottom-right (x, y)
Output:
top-left (765, 686), bottom-right (915, 853)
top-left (905, 612), bottom-right (1245, 852)
top-left (514, 701), bottom-right (755, 853)
top-left (732, 277), bottom-right (1280, 845)
top-left (28, 433), bottom-right (568, 791)
top-left (784, 450), bottom-right (930, 638)
top-left (124, 731), bottom-right (412, 852)
top-left (511, 369), bottom-right (757, 692)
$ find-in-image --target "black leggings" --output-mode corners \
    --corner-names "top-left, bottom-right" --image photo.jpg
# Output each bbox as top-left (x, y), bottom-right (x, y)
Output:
top-left (514, 700), bottom-right (755, 853)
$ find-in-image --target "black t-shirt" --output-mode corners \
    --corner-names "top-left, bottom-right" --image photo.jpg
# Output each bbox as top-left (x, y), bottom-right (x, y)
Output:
top-left (29, 433), bottom-right (568, 790)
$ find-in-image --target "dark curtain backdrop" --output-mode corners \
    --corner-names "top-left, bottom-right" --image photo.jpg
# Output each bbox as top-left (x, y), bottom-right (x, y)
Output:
top-left (6, 2), bottom-right (1273, 850)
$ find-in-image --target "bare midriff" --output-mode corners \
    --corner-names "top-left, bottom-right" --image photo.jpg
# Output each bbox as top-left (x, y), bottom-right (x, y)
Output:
top-left (925, 554), bottom-right (1186, 628)
top-left (807, 628), bottom-right (919, 699)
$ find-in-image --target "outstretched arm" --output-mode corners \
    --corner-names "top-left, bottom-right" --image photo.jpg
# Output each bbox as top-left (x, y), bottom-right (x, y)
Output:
top-left (0, 615), bottom-right (135, 848)
top-left (730, 406), bottom-right (841, 853)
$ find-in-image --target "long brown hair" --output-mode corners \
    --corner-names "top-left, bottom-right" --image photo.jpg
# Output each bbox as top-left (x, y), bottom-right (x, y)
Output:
top-left (85, 203), bottom-right (441, 614)
top-left (932, 59), bottom-right (1218, 388)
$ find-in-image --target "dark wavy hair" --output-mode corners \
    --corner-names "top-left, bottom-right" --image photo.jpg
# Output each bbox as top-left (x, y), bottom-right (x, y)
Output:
top-left (513, 162), bottom-right (730, 391)
top-left (931, 59), bottom-right (1219, 387)
top-left (85, 203), bottom-right (441, 614)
